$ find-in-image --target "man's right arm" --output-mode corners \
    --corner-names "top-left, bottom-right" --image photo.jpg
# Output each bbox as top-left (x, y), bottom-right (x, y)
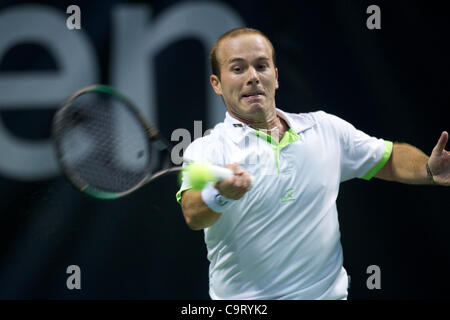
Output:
top-left (180, 164), bottom-right (252, 230)
top-left (181, 189), bottom-right (223, 230)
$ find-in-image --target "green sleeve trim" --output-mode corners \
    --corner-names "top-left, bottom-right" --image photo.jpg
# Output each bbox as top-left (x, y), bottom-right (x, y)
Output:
top-left (176, 186), bottom-right (193, 204)
top-left (361, 140), bottom-right (393, 180)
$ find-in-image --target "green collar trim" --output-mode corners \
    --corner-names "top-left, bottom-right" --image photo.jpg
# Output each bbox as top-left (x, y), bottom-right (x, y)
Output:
top-left (254, 128), bottom-right (300, 148)
top-left (254, 128), bottom-right (300, 173)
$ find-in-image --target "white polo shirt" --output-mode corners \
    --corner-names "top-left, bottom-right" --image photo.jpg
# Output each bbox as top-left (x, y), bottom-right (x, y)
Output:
top-left (176, 109), bottom-right (392, 300)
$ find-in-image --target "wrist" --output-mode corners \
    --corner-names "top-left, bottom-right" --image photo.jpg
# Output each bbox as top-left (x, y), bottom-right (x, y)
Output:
top-left (426, 161), bottom-right (436, 185)
top-left (201, 184), bottom-right (234, 213)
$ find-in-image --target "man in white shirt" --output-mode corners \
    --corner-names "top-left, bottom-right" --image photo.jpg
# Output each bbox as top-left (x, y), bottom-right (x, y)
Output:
top-left (176, 28), bottom-right (449, 300)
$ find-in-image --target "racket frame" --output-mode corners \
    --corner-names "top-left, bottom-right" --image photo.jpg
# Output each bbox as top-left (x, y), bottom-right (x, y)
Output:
top-left (52, 84), bottom-right (174, 199)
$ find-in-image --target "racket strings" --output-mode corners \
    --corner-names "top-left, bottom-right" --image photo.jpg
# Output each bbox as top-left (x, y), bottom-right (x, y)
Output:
top-left (56, 91), bottom-right (152, 193)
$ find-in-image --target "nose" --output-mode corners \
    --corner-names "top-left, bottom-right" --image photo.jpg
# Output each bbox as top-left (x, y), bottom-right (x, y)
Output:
top-left (246, 67), bottom-right (259, 85)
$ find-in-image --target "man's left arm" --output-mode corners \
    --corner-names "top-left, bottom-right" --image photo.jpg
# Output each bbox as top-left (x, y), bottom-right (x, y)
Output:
top-left (375, 131), bottom-right (449, 186)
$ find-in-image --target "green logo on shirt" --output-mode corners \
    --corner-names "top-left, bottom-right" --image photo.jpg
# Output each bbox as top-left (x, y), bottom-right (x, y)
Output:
top-left (281, 188), bottom-right (296, 203)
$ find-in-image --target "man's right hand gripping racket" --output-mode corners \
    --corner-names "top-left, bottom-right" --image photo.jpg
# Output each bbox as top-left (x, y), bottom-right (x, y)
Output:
top-left (52, 84), bottom-right (232, 199)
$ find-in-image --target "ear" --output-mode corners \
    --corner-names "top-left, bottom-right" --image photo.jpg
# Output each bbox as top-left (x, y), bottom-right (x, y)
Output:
top-left (275, 67), bottom-right (279, 90)
top-left (210, 74), bottom-right (223, 95)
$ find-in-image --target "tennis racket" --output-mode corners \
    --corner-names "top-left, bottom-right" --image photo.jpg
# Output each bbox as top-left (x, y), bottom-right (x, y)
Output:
top-left (51, 84), bottom-right (232, 199)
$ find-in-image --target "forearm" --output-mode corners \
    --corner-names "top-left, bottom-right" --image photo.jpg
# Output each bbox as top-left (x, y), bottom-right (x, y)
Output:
top-left (180, 189), bottom-right (223, 230)
top-left (376, 142), bottom-right (432, 185)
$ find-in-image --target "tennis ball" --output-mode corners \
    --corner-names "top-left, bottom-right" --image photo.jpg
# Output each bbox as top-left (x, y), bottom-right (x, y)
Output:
top-left (185, 162), bottom-right (214, 190)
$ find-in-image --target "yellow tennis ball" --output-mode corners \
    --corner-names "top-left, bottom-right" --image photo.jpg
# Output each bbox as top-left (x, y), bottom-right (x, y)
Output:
top-left (185, 162), bottom-right (214, 190)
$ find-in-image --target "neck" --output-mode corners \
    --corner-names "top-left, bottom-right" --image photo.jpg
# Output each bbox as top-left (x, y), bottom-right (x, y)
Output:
top-left (228, 108), bottom-right (288, 142)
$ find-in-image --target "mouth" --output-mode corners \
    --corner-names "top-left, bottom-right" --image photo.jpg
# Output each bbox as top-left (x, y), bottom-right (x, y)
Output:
top-left (241, 91), bottom-right (265, 100)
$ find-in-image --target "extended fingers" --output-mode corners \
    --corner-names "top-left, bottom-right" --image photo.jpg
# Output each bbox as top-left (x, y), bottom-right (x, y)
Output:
top-left (434, 131), bottom-right (449, 155)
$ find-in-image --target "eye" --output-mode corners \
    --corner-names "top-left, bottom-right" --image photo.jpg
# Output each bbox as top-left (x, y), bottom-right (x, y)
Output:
top-left (257, 64), bottom-right (267, 70)
top-left (233, 66), bottom-right (242, 73)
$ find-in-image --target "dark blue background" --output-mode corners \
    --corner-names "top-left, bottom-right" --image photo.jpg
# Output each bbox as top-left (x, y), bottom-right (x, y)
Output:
top-left (0, 0), bottom-right (449, 299)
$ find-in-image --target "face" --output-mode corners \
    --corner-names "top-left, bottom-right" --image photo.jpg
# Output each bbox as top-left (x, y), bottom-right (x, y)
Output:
top-left (210, 34), bottom-right (279, 123)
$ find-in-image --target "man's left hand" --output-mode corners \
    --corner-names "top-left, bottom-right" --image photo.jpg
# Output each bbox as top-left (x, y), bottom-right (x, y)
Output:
top-left (428, 131), bottom-right (450, 186)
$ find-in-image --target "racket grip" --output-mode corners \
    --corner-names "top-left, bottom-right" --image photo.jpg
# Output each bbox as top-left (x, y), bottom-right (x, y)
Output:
top-left (209, 165), bottom-right (233, 181)
top-left (208, 165), bottom-right (254, 186)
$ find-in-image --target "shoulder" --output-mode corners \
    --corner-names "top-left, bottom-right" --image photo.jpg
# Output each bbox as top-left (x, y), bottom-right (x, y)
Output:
top-left (184, 131), bottom-right (216, 153)
top-left (281, 109), bottom-right (346, 132)
top-left (307, 110), bottom-right (344, 125)
top-left (298, 109), bottom-right (354, 131)
top-left (183, 122), bottom-right (228, 163)
top-left (187, 121), bottom-right (228, 149)
top-left (281, 108), bottom-right (357, 147)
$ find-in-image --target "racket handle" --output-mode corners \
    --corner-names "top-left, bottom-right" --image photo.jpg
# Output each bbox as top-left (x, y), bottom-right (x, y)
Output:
top-left (208, 164), bottom-right (254, 186)
top-left (208, 165), bottom-right (233, 181)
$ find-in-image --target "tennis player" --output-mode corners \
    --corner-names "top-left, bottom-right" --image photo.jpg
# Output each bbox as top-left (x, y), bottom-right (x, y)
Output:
top-left (176, 28), bottom-right (449, 300)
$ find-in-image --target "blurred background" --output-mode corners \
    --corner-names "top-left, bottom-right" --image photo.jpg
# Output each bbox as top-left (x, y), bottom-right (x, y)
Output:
top-left (0, 0), bottom-right (448, 299)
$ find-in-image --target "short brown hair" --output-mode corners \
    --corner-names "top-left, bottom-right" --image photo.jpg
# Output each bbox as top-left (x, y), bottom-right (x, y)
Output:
top-left (209, 28), bottom-right (276, 79)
